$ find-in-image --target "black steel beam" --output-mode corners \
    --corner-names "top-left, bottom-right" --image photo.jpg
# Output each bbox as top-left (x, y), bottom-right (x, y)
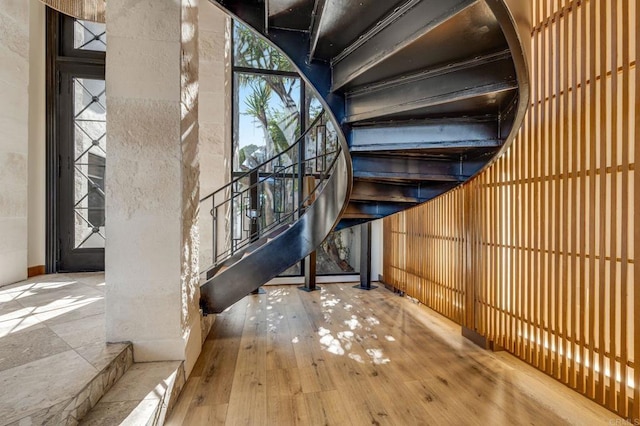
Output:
top-left (345, 51), bottom-right (516, 123)
top-left (460, 158), bottom-right (487, 178)
top-left (351, 180), bottom-right (421, 203)
top-left (215, 0), bottom-right (266, 33)
top-left (350, 180), bottom-right (457, 203)
top-left (350, 119), bottom-right (500, 152)
top-left (308, 0), bottom-right (327, 60)
top-left (343, 201), bottom-right (415, 218)
top-left (351, 154), bottom-right (467, 182)
top-left (331, 0), bottom-right (478, 91)
top-left (336, 218), bottom-right (371, 230)
top-left (268, 0), bottom-right (316, 31)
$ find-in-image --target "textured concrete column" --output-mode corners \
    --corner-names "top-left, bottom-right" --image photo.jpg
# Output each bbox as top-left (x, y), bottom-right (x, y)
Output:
top-left (0, 1), bottom-right (30, 286)
top-left (198, 3), bottom-right (230, 268)
top-left (105, 0), bottom-right (202, 375)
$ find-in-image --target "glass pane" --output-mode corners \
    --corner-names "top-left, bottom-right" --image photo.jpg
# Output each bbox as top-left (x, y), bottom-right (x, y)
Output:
top-left (233, 73), bottom-right (301, 172)
top-left (74, 20), bottom-right (106, 51)
top-left (317, 227), bottom-right (361, 275)
top-left (73, 78), bottom-right (106, 249)
top-left (233, 22), bottom-right (293, 71)
top-left (227, 173), bottom-right (299, 252)
top-left (306, 89), bottom-right (323, 125)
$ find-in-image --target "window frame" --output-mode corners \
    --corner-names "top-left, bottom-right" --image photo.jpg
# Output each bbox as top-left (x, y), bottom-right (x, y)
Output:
top-left (229, 21), bottom-right (362, 278)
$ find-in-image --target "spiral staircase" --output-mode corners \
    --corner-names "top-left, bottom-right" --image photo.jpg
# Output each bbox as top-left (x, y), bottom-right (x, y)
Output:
top-left (200, 0), bottom-right (530, 313)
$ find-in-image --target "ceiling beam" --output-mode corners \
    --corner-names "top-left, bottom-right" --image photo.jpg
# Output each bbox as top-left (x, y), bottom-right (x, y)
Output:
top-left (350, 180), bottom-right (458, 203)
top-left (336, 218), bottom-right (372, 230)
top-left (331, 0), bottom-right (478, 91)
top-left (351, 119), bottom-right (500, 152)
top-left (345, 50), bottom-right (517, 123)
top-left (213, 0), bottom-right (266, 33)
top-left (351, 154), bottom-right (467, 182)
top-left (308, 0), bottom-right (328, 61)
top-left (342, 201), bottom-right (411, 219)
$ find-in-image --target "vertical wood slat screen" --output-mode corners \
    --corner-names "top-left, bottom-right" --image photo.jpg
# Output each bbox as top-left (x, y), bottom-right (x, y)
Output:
top-left (383, 0), bottom-right (637, 419)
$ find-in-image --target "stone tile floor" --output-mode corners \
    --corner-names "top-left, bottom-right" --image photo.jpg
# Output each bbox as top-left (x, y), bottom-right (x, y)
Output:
top-left (0, 273), bottom-right (130, 425)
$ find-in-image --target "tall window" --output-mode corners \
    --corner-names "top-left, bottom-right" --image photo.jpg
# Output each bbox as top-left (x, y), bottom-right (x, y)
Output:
top-left (232, 22), bottom-right (303, 174)
top-left (231, 22), bottom-right (361, 277)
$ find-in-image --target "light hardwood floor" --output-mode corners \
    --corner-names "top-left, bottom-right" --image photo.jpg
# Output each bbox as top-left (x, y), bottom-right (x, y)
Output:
top-left (167, 284), bottom-right (619, 425)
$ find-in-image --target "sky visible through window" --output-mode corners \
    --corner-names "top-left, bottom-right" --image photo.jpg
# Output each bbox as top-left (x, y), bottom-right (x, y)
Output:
top-left (233, 22), bottom-right (302, 170)
top-left (235, 75), bottom-right (300, 150)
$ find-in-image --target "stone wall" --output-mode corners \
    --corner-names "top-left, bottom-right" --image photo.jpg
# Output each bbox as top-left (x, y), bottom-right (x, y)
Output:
top-left (0, 1), bottom-right (30, 286)
top-left (105, 0), bottom-right (202, 376)
top-left (198, 2), bottom-right (230, 269)
top-left (28, 1), bottom-right (46, 272)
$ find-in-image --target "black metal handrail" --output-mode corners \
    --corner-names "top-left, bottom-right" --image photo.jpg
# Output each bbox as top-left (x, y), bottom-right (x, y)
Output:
top-left (199, 110), bottom-right (343, 271)
top-left (200, 111), bottom-right (325, 204)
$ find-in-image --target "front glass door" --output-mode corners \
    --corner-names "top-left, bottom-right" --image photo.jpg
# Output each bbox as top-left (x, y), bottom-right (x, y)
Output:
top-left (70, 77), bottom-right (106, 250)
top-left (57, 72), bottom-right (106, 270)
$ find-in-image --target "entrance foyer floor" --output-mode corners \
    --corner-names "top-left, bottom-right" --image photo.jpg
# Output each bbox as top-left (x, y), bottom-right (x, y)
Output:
top-left (0, 273), bottom-right (131, 425)
top-left (168, 284), bottom-right (618, 425)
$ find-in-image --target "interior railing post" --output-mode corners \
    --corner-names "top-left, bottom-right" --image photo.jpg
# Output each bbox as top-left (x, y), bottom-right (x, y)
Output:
top-left (212, 200), bottom-right (217, 265)
top-left (230, 186), bottom-right (235, 257)
top-left (297, 123), bottom-right (305, 218)
top-left (248, 169), bottom-right (266, 294)
top-left (249, 170), bottom-right (259, 243)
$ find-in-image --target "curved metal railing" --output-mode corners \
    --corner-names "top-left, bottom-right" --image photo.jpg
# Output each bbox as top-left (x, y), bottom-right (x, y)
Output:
top-left (199, 110), bottom-right (342, 271)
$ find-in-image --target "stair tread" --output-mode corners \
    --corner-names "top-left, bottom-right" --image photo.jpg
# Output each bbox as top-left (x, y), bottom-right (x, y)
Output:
top-left (79, 361), bottom-right (184, 425)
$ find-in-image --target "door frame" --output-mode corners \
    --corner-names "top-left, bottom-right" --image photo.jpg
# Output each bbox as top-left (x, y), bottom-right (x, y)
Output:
top-left (46, 8), bottom-right (106, 272)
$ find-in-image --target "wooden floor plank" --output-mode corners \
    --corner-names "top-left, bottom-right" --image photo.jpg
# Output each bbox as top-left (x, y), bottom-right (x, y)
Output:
top-left (165, 375), bottom-right (202, 426)
top-left (181, 404), bottom-right (228, 426)
top-left (224, 295), bottom-right (269, 426)
top-left (265, 288), bottom-right (299, 371)
top-left (299, 390), bottom-right (354, 425)
top-left (187, 297), bottom-right (248, 408)
top-left (168, 284), bottom-right (620, 425)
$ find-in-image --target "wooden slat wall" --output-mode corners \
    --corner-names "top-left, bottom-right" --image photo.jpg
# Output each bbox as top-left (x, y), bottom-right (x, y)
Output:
top-left (383, 0), bottom-right (637, 419)
top-left (40, 0), bottom-right (105, 23)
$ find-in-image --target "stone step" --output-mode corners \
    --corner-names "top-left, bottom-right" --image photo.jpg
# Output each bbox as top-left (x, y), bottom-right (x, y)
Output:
top-left (78, 361), bottom-right (185, 426)
top-left (0, 273), bottom-right (134, 426)
top-left (4, 343), bottom-right (133, 425)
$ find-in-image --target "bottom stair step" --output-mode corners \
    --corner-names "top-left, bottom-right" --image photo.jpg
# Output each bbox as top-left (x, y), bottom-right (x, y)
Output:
top-left (79, 361), bottom-right (185, 426)
top-left (4, 342), bottom-right (133, 426)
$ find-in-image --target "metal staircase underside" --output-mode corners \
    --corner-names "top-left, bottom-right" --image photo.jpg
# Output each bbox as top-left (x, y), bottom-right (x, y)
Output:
top-left (200, 0), bottom-right (530, 313)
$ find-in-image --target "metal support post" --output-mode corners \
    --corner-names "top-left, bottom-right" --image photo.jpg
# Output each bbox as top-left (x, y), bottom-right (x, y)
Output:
top-left (354, 222), bottom-right (377, 290)
top-left (299, 250), bottom-right (319, 292)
